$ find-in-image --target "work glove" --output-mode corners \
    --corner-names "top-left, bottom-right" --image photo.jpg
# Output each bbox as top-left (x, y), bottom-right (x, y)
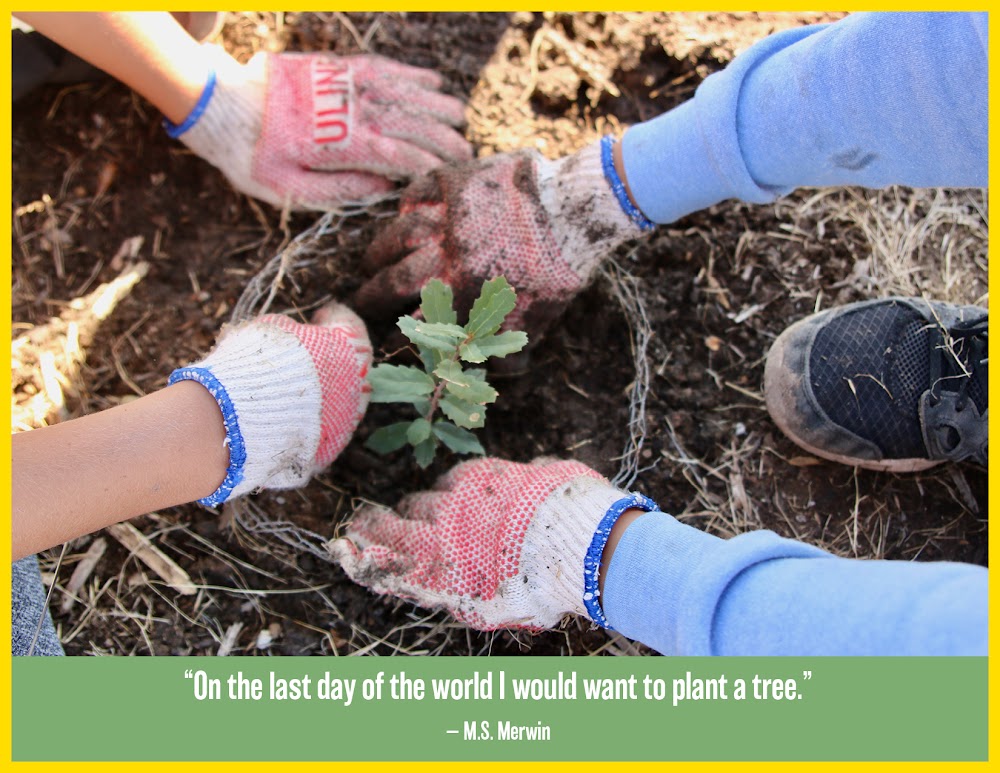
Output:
top-left (167, 47), bottom-right (472, 211)
top-left (168, 303), bottom-right (372, 506)
top-left (354, 136), bottom-right (655, 340)
top-left (329, 457), bottom-right (657, 630)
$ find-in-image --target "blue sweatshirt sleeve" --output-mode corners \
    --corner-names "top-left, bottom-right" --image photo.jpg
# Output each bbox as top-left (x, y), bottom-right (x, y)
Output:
top-left (622, 12), bottom-right (987, 224)
top-left (601, 511), bottom-right (987, 656)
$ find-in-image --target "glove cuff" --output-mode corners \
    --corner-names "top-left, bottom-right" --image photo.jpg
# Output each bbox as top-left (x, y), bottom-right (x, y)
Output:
top-left (163, 68), bottom-right (217, 139)
top-left (521, 475), bottom-right (658, 628)
top-left (169, 46), bottom-right (273, 203)
top-left (536, 138), bottom-right (650, 281)
top-left (168, 321), bottom-right (323, 506)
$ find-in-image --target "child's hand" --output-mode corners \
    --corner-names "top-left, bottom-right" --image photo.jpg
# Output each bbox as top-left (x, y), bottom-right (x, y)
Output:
top-left (171, 48), bottom-right (472, 211)
top-left (169, 303), bottom-right (372, 505)
top-left (329, 457), bottom-right (657, 630)
top-left (354, 139), bottom-right (652, 341)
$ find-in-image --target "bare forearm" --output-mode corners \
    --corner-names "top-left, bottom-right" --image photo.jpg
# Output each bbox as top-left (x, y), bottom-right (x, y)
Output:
top-left (14, 12), bottom-right (209, 123)
top-left (12, 381), bottom-right (227, 561)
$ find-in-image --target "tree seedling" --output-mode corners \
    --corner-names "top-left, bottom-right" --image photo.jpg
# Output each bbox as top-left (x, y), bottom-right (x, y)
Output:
top-left (365, 277), bottom-right (528, 468)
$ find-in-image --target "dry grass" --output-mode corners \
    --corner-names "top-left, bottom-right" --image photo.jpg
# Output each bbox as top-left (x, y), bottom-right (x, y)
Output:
top-left (601, 256), bottom-right (655, 490)
top-left (779, 186), bottom-right (988, 306)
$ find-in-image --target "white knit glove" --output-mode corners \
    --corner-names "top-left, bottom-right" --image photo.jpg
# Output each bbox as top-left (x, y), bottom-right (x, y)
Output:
top-left (356, 136), bottom-right (655, 338)
top-left (329, 457), bottom-right (658, 630)
top-left (168, 303), bottom-right (372, 506)
top-left (167, 46), bottom-right (472, 211)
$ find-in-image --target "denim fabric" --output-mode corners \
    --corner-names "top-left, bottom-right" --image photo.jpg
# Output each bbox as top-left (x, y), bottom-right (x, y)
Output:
top-left (622, 12), bottom-right (987, 224)
top-left (12, 555), bottom-right (64, 656)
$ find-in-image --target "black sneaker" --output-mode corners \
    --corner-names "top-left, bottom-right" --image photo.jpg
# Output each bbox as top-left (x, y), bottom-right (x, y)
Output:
top-left (764, 297), bottom-right (987, 472)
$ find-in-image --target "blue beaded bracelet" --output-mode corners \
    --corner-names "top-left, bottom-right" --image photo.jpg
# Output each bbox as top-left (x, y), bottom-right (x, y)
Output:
top-left (582, 492), bottom-right (660, 629)
top-left (167, 366), bottom-right (244, 506)
top-left (600, 134), bottom-right (656, 232)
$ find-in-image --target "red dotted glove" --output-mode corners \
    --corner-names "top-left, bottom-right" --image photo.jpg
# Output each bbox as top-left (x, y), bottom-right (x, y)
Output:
top-left (354, 138), bottom-right (652, 339)
top-left (170, 47), bottom-right (472, 211)
top-left (169, 303), bottom-right (372, 506)
top-left (329, 457), bottom-right (657, 630)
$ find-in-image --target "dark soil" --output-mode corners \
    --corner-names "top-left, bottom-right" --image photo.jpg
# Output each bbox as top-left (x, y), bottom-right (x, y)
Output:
top-left (12, 12), bottom-right (986, 656)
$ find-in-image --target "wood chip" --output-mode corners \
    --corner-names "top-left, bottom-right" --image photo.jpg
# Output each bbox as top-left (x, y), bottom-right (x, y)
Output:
top-left (218, 622), bottom-right (244, 657)
top-left (107, 522), bottom-right (196, 595)
top-left (729, 470), bottom-right (753, 521)
top-left (731, 303), bottom-right (766, 324)
top-left (95, 160), bottom-right (119, 199)
top-left (61, 537), bottom-right (107, 613)
top-left (109, 235), bottom-right (144, 272)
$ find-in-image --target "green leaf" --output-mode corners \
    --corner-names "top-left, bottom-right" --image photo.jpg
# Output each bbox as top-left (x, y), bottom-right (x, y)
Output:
top-left (433, 420), bottom-right (485, 456)
top-left (418, 338), bottom-right (451, 373)
top-left (406, 418), bottom-right (433, 446)
top-left (465, 276), bottom-right (517, 338)
top-left (398, 316), bottom-right (466, 352)
top-left (435, 361), bottom-right (498, 404)
top-left (420, 280), bottom-right (457, 325)
top-left (413, 436), bottom-right (438, 468)
top-left (417, 344), bottom-right (438, 373)
top-left (433, 359), bottom-right (465, 385)
top-left (458, 341), bottom-right (487, 363)
top-left (475, 330), bottom-right (528, 359)
top-left (365, 422), bottom-right (412, 454)
top-left (447, 378), bottom-right (497, 404)
top-left (441, 394), bottom-right (487, 429)
top-left (367, 364), bottom-right (435, 403)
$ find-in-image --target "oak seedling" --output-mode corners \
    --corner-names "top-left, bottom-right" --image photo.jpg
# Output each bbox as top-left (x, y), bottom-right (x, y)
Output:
top-left (365, 277), bottom-right (528, 468)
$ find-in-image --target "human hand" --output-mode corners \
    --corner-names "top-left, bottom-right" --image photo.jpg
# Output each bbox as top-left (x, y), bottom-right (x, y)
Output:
top-left (329, 457), bottom-right (657, 630)
top-left (354, 137), bottom-right (654, 340)
top-left (169, 47), bottom-right (472, 211)
top-left (168, 303), bottom-right (372, 505)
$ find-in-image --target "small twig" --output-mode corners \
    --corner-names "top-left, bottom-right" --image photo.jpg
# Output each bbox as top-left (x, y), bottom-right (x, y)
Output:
top-left (61, 538), bottom-right (108, 613)
top-left (217, 622), bottom-right (245, 656)
top-left (107, 522), bottom-right (196, 596)
top-left (515, 27), bottom-right (547, 107)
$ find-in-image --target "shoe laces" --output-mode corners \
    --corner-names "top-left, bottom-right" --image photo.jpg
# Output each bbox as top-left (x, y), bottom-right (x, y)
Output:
top-left (928, 314), bottom-right (988, 414)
